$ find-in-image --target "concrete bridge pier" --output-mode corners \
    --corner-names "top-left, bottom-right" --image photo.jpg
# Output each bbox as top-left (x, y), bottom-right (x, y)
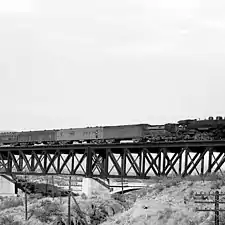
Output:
top-left (0, 175), bottom-right (17, 196)
top-left (82, 178), bottom-right (110, 198)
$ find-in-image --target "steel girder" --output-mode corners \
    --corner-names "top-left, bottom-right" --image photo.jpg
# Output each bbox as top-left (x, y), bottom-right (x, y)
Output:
top-left (0, 142), bottom-right (225, 178)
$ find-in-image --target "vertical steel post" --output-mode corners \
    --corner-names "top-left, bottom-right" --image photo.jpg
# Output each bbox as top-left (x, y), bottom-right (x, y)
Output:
top-left (142, 149), bottom-right (146, 178)
top-left (43, 151), bottom-right (47, 174)
top-left (103, 149), bottom-right (109, 178)
top-left (162, 149), bottom-right (166, 176)
top-left (201, 150), bottom-right (205, 176)
top-left (7, 152), bottom-right (12, 173)
top-left (19, 154), bottom-right (23, 172)
top-left (208, 148), bottom-right (212, 174)
top-left (179, 148), bottom-right (183, 175)
top-left (158, 150), bottom-right (161, 176)
top-left (121, 149), bottom-right (126, 194)
top-left (31, 153), bottom-right (35, 172)
top-left (86, 147), bottom-right (92, 178)
top-left (183, 148), bottom-right (189, 176)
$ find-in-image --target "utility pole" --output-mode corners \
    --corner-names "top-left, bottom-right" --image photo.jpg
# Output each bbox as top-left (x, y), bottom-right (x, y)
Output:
top-left (52, 175), bottom-right (54, 200)
top-left (194, 191), bottom-right (225, 225)
top-left (68, 176), bottom-right (71, 225)
top-left (24, 173), bottom-right (28, 221)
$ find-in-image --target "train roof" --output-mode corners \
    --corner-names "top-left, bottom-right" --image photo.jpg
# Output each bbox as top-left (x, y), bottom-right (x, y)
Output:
top-left (178, 119), bottom-right (196, 124)
top-left (103, 123), bottom-right (151, 128)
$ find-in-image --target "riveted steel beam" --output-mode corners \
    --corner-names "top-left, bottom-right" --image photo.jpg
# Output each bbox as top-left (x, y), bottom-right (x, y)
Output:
top-left (0, 141), bottom-right (225, 178)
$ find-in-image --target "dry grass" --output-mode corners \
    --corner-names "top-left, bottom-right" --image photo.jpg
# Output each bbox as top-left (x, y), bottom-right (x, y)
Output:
top-left (0, 197), bottom-right (23, 210)
top-left (29, 199), bottom-right (62, 223)
top-left (0, 215), bottom-right (23, 225)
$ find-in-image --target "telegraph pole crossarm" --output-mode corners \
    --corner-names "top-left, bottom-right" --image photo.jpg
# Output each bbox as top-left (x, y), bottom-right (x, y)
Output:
top-left (195, 191), bottom-right (225, 197)
top-left (195, 201), bottom-right (225, 204)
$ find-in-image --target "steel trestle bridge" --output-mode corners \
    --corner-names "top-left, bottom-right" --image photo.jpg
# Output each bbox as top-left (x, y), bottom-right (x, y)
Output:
top-left (0, 141), bottom-right (225, 178)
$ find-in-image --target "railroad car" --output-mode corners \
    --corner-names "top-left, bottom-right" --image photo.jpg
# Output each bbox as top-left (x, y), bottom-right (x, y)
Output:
top-left (56, 127), bottom-right (104, 143)
top-left (17, 130), bottom-right (58, 144)
top-left (102, 124), bottom-right (151, 142)
top-left (1, 116), bottom-right (224, 146)
top-left (0, 132), bottom-right (18, 145)
top-left (146, 125), bottom-right (175, 141)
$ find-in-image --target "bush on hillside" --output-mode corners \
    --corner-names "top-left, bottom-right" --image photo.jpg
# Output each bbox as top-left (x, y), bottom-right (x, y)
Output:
top-left (0, 215), bottom-right (22, 225)
top-left (154, 183), bottom-right (164, 193)
top-left (30, 200), bottom-right (62, 223)
top-left (81, 193), bottom-right (88, 200)
top-left (0, 197), bottom-right (23, 210)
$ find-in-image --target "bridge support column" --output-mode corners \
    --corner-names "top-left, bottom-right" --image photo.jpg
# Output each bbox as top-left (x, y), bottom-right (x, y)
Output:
top-left (0, 176), bottom-right (16, 196)
top-left (81, 178), bottom-right (110, 198)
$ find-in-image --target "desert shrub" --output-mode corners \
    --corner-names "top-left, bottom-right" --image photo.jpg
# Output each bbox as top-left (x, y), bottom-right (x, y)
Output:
top-left (125, 193), bottom-right (137, 203)
top-left (0, 215), bottom-right (22, 225)
top-left (188, 190), bottom-right (194, 199)
top-left (164, 176), bottom-right (182, 188)
top-left (157, 207), bottom-right (174, 223)
top-left (154, 183), bottom-right (164, 193)
top-left (105, 202), bottom-right (123, 215)
top-left (111, 193), bottom-right (126, 202)
top-left (219, 212), bottom-right (225, 224)
top-left (30, 200), bottom-right (62, 223)
top-left (187, 181), bottom-right (194, 187)
top-left (29, 193), bottom-right (43, 200)
top-left (88, 205), bottom-right (108, 225)
top-left (185, 175), bottom-right (203, 182)
top-left (0, 197), bottom-right (23, 210)
top-left (204, 173), bottom-right (221, 181)
top-left (210, 180), bottom-right (223, 189)
top-left (81, 192), bottom-right (88, 200)
top-left (133, 188), bottom-right (148, 198)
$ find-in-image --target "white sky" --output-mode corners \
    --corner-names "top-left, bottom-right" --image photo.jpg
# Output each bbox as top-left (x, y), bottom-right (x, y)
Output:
top-left (0, 0), bottom-right (225, 131)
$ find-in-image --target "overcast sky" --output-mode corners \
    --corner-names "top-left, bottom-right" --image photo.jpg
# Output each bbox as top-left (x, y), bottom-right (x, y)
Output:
top-left (0, 0), bottom-right (225, 131)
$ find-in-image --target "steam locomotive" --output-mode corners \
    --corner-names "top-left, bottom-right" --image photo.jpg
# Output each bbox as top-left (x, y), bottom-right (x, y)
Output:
top-left (175, 116), bottom-right (225, 140)
top-left (0, 116), bottom-right (224, 146)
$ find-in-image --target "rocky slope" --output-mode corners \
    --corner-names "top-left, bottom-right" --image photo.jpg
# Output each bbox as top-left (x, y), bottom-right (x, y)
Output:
top-left (102, 177), bottom-right (225, 225)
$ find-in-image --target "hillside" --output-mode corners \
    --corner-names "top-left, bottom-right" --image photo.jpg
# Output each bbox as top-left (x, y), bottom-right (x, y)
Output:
top-left (103, 176), bottom-right (225, 225)
top-left (0, 175), bottom-right (224, 224)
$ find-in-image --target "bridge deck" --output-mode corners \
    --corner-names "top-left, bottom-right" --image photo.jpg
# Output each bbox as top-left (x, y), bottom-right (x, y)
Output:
top-left (0, 140), bottom-right (225, 153)
top-left (0, 141), bottom-right (224, 178)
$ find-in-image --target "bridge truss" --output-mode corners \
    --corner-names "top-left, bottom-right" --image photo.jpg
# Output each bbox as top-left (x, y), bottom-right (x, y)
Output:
top-left (0, 141), bottom-right (225, 178)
